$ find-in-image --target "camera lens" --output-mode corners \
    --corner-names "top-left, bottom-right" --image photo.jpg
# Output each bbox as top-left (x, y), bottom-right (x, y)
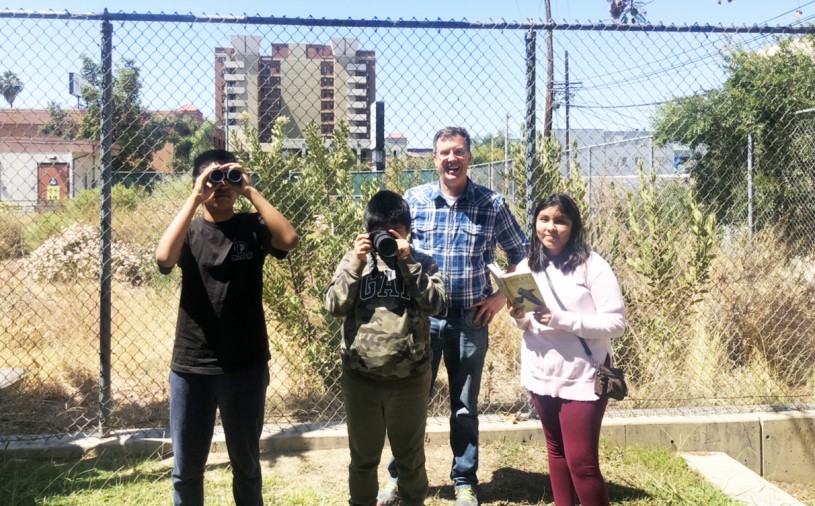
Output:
top-left (370, 230), bottom-right (398, 258)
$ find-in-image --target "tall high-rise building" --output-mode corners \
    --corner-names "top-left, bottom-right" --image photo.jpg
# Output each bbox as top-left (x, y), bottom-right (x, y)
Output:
top-left (215, 36), bottom-right (376, 155)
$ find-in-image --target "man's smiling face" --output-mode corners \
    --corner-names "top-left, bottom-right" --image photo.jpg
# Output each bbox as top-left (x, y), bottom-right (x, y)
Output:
top-left (433, 134), bottom-right (471, 196)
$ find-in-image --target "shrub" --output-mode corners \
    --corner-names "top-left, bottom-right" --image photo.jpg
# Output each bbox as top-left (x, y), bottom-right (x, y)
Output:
top-left (705, 229), bottom-right (815, 388)
top-left (25, 223), bottom-right (153, 286)
top-left (23, 184), bottom-right (153, 254)
top-left (24, 210), bottom-right (71, 253)
top-left (0, 206), bottom-right (24, 259)
top-left (232, 118), bottom-right (367, 389)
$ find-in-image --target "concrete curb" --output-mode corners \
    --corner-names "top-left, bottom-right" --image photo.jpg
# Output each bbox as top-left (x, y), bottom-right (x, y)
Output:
top-left (681, 452), bottom-right (805, 506)
top-left (4, 410), bottom-right (814, 505)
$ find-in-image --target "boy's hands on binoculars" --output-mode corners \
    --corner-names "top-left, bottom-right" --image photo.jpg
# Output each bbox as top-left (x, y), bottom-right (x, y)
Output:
top-left (193, 163), bottom-right (251, 203)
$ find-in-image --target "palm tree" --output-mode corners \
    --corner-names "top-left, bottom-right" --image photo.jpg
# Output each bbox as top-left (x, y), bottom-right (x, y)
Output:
top-left (0, 71), bottom-right (24, 108)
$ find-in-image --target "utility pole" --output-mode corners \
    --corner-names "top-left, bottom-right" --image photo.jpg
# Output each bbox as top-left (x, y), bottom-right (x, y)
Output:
top-left (543, 0), bottom-right (554, 139)
top-left (565, 50), bottom-right (570, 161)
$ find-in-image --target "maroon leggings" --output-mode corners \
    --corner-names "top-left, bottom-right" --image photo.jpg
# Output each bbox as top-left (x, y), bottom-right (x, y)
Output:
top-left (530, 393), bottom-right (610, 506)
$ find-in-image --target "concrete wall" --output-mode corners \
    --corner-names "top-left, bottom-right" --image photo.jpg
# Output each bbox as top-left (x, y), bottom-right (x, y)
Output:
top-left (5, 409), bottom-right (815, 485)
top-left (483, 410), bottom-right (815, 485)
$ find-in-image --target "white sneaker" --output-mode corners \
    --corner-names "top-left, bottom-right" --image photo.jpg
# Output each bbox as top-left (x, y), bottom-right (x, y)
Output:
top-left (376, 479), bottom-right (399, 506)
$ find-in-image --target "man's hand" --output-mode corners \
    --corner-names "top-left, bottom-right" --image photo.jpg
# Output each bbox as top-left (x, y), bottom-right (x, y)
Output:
top-left (473, 291), bottom-right (507, 327)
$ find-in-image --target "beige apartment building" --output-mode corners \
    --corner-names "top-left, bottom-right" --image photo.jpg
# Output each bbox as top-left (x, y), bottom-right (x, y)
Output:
top-left (215, 36), bottom-right (376, 157)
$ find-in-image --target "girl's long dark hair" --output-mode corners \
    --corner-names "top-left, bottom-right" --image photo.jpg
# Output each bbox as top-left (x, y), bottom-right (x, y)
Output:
top-left (528, 193), bottom-right (590, 274)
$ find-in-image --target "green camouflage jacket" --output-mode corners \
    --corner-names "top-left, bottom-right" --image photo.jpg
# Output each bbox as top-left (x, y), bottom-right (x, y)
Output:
top-left (324, 248), bottom-right (446, 379)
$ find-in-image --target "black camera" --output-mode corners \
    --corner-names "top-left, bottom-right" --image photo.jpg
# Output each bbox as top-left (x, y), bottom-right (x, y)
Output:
top-left (208, 168), bottom-right (243, 185)
top-left (369, 230), bottom-right (398, 258)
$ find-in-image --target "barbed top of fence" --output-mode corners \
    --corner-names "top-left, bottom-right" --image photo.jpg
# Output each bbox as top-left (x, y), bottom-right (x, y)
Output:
top-left (1, 8), bottom-right (814, 34)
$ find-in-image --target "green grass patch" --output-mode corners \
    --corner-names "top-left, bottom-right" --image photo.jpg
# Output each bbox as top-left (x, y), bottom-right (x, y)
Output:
top-left (0, 441), bottom-right (742, 505)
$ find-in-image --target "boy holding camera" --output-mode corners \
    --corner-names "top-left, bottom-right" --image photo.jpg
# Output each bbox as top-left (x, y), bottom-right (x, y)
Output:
top-left (324, 190), bottom-right (446, 506)
top-left (155, 149), bottom-right (298, 505)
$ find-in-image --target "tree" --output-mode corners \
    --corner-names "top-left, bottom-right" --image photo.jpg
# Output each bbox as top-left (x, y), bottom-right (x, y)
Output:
top-left (64, 55), bottom-right (207, 174)
top-left (652, 35), bottom-right (815, 249)
top-left (167, 119), bottom-right (216, 172)
top-left (39, 101), bottom-right (78, 138)
top-left (0, 71), bottom-right (23, 107)
top-left (75, 56), bottom-right (154, 172)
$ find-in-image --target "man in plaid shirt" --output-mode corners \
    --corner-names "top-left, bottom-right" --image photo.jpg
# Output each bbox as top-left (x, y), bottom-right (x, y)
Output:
top-left (378, 127), bottom-right (527, 506)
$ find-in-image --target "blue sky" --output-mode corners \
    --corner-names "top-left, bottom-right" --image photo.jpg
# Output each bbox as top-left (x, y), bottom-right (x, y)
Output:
top-left (3, 1), bottom-right (811, 26)
top-left (2, 1), bottom-right (812, 148)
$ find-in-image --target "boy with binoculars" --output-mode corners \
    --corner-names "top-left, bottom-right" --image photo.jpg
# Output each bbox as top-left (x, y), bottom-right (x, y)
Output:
top-left (155, 149), bottom-right (298, 505)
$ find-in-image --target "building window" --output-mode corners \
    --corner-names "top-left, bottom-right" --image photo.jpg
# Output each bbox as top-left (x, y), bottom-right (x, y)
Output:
top-left (321, 124), bottom-right (334, 135)
top-left (320, 62), bottom-right (334, 75)
top-left (272, 44), bottom-right (289, 58)
top-left (307, 44), bottom-right (330, 59)
top-left (271, 60), bottom-right (281, 73)
top-left (321, 89), bottom-right (334, 99)
top-left (321, 113), bottom-right (334, 122)
top-left (321, 100), bottom-right (334, 111)
top-left (321, 77), bottom-right (334, 87)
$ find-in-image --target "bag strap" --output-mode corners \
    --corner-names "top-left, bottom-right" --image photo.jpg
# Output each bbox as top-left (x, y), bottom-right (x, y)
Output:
top-left (543, 269), bottom-right (599, 366)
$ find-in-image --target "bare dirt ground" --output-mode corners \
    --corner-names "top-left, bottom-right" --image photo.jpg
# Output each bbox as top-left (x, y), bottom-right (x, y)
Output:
top-left (197, 441), bottom-right (815, 506)
top-left (199, 440), bottom-right (556, 505)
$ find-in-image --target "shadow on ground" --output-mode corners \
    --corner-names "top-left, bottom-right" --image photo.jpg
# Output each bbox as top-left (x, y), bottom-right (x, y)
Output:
top-left (429, 467), bottom-right (651, 504)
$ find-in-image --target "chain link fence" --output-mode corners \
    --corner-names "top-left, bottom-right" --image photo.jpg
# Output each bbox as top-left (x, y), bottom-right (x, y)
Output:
top-left (0, 11), bottom-right (814, 442)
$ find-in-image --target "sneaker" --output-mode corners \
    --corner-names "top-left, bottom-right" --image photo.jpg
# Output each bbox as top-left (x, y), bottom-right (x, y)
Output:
top-left (454, 486), bottom-right (478, 506)
top-left (376, 479), bottom-right (399, 506)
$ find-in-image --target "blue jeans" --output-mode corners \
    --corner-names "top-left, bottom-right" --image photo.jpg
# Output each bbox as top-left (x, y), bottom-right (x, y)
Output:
top-left (388, 309), bottom-right (488, 489)
top-left (169, 364), bottom-right (269, 506)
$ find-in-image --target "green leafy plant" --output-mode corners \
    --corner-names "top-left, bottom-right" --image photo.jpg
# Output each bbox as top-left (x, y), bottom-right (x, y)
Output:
top-left (621, 163), bottom-right (718, 385)
top-left (232, 118), bottom-right (372, 391)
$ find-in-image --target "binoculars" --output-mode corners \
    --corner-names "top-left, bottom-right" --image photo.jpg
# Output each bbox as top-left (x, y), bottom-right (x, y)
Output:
top-left (208, 168), bottom-right (243, 185)
top-left (369, 230), bottom-right (398, 258)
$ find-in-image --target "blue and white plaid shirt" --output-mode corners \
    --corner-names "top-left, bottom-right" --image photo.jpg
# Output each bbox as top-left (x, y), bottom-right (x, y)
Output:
top-left (405, 179), bottom-right (527, 310)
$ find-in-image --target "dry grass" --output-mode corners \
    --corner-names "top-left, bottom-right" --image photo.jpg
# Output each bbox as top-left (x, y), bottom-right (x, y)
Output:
top-left (2, 189), bottom-right (815, 436)
top-left (0, 439), bottom-right (747, 505)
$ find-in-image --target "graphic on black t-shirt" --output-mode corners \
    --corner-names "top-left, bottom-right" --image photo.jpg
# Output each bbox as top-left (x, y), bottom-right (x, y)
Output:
top-left (231, 241), bottom-right (253, 262)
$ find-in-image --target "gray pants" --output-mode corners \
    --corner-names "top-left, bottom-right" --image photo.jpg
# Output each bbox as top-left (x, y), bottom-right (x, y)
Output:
top-left (342, 368), bottom-right (431, 506)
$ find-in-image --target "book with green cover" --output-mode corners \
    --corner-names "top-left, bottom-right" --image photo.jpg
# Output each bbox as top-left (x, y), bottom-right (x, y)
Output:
top-left (487, 263), bottom-right (547, 312)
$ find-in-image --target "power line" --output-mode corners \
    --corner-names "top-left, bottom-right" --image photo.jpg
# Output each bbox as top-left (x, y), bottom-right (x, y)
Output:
top-left (570, 25), bottom-right (814, 97)
top-left (572, 3), bottom-right (815, 93)
top-left (572, 100), bottom-right (669, 109)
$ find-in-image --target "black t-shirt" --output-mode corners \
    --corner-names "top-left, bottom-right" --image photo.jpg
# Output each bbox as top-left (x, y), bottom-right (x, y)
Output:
top-left (168, 213), bottom-right (287, 374)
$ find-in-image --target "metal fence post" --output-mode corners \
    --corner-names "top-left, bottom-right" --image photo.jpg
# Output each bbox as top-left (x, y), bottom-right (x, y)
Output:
top-left (525, 28), bottom-right (537, 229)
top-left (98, 9), bottom-right (114, 436)
top-left (747, 132), bottom-right (754, 237)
